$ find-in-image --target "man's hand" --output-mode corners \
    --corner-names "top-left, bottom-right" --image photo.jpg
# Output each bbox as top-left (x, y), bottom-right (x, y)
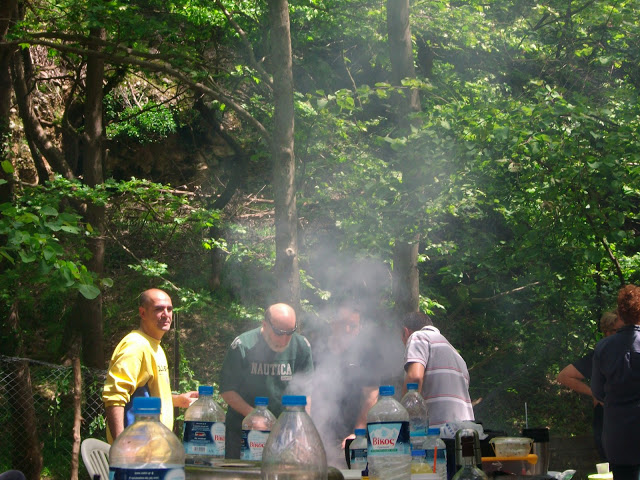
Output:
top-left (172, 391), bottom-right (199, 408)
top-left (341, 433), bottom-right (356, 449)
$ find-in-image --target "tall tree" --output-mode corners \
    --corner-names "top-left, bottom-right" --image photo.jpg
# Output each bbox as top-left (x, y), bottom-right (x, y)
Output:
top-left (268, 0), bottom-right (299, 309)
top-left (387, 0), bottom-right (421, 316)
top-left (78, 22), bottom-right (106, 369)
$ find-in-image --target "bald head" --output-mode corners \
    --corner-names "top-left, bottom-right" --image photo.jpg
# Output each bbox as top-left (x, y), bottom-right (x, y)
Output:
top-left (262, 303), bottom-right (297, 352)
top-left (138, 289), bottom-right (173, 340)
top-left (139, 288), bottom-right (170, 307)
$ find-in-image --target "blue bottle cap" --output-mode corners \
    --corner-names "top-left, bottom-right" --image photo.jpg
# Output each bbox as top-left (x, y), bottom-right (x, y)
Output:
top-left (132, 396), bottom-right (161, 414)
top-left (406, 382), bottom-right (419, 390)
top-left (282, 395), bottom-right (307, 406)
top-left (379, 385), bottom-right (395, 396)
top-left (255, 396), bottom-right (269, 406)
top-left (427, 427), bottom-right (441, 436)
top-left (355, 428), bottom-right (366, 436)
top-left (198, 385), bottom-right (214, 395)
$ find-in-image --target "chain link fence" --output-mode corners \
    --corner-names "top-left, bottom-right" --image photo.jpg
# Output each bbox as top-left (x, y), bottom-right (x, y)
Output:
top-left (0, 355), bottom-right (106, 479)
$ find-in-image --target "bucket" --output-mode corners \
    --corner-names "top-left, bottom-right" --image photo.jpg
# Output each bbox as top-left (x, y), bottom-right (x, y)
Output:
top-left (522, 427), bottom-right (550, 475)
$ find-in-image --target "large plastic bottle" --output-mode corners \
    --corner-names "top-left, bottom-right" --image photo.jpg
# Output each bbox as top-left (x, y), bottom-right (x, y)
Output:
top-left (451, 429), bottom-right (487, 480)
top-left (401, 383), bottom-right (429, 450)
top-left (109, 396), bottom-right (185, 480)
top-left (261, 395), bottom-right (327, 480)
top-left (367, 385), bottom-right (411, 480)
top-left (182, 385), bottom-right (226, 464)
top-left (349, 428), bottom-right (368, 471)
top-left (241, 396), bottom-right (277, 461)
top-left (424, 428), bottom-right (447, 480)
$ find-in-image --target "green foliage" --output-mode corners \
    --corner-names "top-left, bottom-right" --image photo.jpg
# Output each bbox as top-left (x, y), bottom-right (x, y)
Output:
top-left (0, 182), bottom-right (106, 300)
top-left (106, 101), bottom-right (177, 144)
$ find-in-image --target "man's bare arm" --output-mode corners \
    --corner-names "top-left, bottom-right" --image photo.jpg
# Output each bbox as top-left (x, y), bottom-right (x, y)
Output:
top-left (106, 405), bottom-right (125, 441)
top-left (221, 390), bottom-right (253, 417)
top-left (557, 364), bottom-right (592, 396)
top-left (404, 362), bottom-right (426, 394)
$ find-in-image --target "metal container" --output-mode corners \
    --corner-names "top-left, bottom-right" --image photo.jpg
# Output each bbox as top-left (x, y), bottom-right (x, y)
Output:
top-left (522, 427), bottom-right (550, 475)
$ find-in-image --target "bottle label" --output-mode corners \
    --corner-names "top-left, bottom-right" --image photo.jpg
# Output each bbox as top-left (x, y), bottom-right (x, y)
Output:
top-left (425, 446), bottom-right (447, 476)
top-left (183, 420), bottom-right (225, 457)
top-left (109, 467), bottom-right (185, 480)
top-left (240, 429), bottom-right (270, 460)
top-left (367, 421), bottom-right (411, 456)
top-left (350, 447), bottom-right (368, 467)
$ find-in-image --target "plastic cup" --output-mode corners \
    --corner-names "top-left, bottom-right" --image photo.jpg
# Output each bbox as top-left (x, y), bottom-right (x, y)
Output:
top-left (596, 463), bottom-right (609, 474)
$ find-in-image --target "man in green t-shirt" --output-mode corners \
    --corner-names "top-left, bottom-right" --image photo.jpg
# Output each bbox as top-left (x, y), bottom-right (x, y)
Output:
top-left (219, 303), bottom-right (314, 458)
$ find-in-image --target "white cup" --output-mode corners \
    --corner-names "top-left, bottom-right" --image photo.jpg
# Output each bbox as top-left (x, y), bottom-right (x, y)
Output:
top-left (596, 463), bottom-right (609, 474)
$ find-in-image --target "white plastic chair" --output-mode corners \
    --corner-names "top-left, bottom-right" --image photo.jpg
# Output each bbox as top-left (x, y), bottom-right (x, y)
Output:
top-left (81, 438), bottom-right (110, 480)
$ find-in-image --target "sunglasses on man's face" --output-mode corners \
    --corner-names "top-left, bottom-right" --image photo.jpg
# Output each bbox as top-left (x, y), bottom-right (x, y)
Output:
top-left (266, 316), bottom-right (297, 336)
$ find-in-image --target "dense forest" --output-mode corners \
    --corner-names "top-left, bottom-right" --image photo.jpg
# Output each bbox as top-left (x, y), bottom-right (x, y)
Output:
top-left (1, 0), bottom-right (639, 477)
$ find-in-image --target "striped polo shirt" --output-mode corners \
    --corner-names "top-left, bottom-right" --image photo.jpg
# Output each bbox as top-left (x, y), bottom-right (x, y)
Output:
top-left (404, 325), bottom-right (475, 427)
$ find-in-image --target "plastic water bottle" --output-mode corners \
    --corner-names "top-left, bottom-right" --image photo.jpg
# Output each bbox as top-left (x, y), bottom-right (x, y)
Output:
top-left (424, 428), bottom-right (447, 480)
top-left (241, 396), bottom-right (277, 461)
top-left (411, 449), bottom-right (431, 480)
top-left (367, 385), bottom-right (411, 480)
top-left (182, 385), bottom-right (226, 464)
top-left (109, 396), bottom-right (185, 480)
top-left (349, 428), bottom-right (368, 471)
top-left (401, 383), bottom-right (429, 450)
top-left (261, 395), bottom-right (327, 480)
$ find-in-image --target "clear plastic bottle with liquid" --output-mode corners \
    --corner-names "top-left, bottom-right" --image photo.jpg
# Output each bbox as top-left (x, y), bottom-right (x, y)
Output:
top-left (182, 385), bottom-right (226, 464)
top-left (261, 395), bottom-right (327, 480)
top-left (367, 385), bottom-right (411, 480)
top-left (424, 428), bottom-right (447, 480)
top-left (349, 428), bottom-right (368, 471)
top-left (401, 383), bottom-right (429, 450)
top-left (241, 396), bottom-right (277, 461)
top-left (109, 396), bottom-right (185, 480)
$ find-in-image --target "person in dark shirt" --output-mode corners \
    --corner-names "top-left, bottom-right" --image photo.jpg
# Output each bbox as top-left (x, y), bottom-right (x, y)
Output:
top-left (557, 311), bottom-right (623, 460)
top-left (219, 303), bottom-right (314, 459)
top-left (592, 285), bottom-right (640, 480)
top-left (311, 304), bottom-right (379, 468)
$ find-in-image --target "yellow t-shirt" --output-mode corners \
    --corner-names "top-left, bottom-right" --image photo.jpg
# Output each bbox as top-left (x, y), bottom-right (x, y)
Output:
top-left (103, 329), bottom-right (173, 442)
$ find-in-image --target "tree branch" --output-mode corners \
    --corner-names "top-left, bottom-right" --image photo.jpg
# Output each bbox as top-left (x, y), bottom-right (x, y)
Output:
top-left (472, 282), bottom-right (541, 302)
top-left (213, 0), bottom-right (273, 90)
top-left (2, 37), bottom-right (271, 141)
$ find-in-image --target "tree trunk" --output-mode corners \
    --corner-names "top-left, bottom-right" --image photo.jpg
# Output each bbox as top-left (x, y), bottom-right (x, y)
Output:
top-left (11, 47), bottom-right (74, 180)
top-left (78, 26), bottom-right (106, 370)
top-left (268, 0), bottom-right (300, 310)
top-left (0, 0), bottom-right (18, 201)
top-left (6, 302), bottom-right (43, 480)
top-left (70, 357), bottom-right (82, 480)
top-left (392, 240), bottom-right (420, 316)
top-left (387, 0), bottom-right (421, 316)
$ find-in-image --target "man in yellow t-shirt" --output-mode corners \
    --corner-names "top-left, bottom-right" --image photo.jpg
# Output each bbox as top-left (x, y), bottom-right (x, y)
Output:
top-left (102, 288), bottom-right (198, 443)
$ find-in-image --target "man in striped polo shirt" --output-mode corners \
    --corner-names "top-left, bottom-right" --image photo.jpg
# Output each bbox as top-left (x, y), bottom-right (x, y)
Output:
top-left (401, 312), bottom-right (475, 428)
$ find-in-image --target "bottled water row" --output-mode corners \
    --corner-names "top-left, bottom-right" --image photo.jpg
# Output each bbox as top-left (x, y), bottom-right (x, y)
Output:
top-left (108, 384), bottom-right (452, 480)
top-left (107, 388), bottom-right (325, 480)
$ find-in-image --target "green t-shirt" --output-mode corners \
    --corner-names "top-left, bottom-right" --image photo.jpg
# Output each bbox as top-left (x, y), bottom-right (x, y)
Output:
top-left (219, 327), bottom-right (314, 458)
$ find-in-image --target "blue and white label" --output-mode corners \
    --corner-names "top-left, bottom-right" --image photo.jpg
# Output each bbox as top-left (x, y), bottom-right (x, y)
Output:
top-left (367, 421), bottom-right (411, 456)
top-left (183, 420), bottom-right (225, 457)
top-left (109, 467), bottom-right (185, 480)
top-left (350, 447), bottom-right (368, 469)
top-left (240, 429), bottom-right (270, 460)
